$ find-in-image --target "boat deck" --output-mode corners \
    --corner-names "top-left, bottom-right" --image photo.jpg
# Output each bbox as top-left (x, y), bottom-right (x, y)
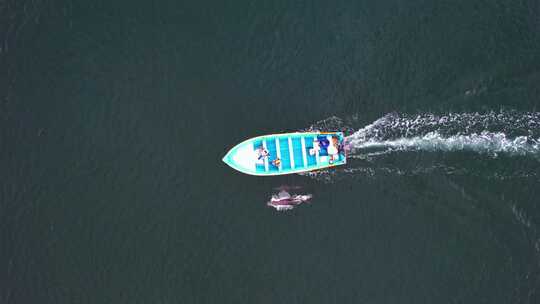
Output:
top-left (223, 132), bottom-right (346, 176)
top-left (252, 133), bottom-right (345, 174)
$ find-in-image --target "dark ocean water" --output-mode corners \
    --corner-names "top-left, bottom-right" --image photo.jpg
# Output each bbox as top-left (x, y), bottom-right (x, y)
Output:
top-left (2, 1), bottom-right (540, 303)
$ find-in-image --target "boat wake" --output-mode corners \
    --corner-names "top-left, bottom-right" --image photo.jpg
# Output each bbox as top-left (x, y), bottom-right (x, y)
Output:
top-left (302, 111), bottom-right (540, 182)
top-left (349, 131), bottom-right (540, 157)
top-left (302, 111), bottom-right (540, 300)
top-left (347, 112), bottom-right (540, 157)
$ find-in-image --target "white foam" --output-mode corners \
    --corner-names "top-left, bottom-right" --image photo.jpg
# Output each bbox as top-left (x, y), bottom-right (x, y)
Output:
top-left (346, 112), bottom-right (540, 157)
top-left (352, 132), bottom-right (539, 156)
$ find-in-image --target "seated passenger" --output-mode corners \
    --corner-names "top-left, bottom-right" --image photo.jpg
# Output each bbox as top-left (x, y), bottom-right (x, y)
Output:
top-left (327, 144), bottom-right (338, 156)
top-left (257, 147), bottom-right (269, 160)
top-left (327, 136), bottom-right (339, 163)
top-left (272, 158), bottom-right (281, 167)
top-left (309, 140), bottom-right (321, 156)
top-left (331, 136), bottom-right (340, 148)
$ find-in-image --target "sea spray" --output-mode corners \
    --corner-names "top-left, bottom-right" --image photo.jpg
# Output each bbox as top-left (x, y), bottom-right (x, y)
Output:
top-left (350, 131), bottom-right (539, 156)
top-left (302, 111), bottom-right (540, 182)
top-left (346, 112), bottom-right (540, 157)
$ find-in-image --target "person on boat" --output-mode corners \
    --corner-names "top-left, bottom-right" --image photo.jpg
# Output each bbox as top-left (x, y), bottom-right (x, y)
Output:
top-left (257, 147), bottom-right (269, 160)
top-left (328, 136), bottom-right (340, 163)
top-left (271, 158), bottom-right (281, 167)
top-left (309, 139), bottom-right (321, 156)
top-left (331, 136), bottom-right (340, 150)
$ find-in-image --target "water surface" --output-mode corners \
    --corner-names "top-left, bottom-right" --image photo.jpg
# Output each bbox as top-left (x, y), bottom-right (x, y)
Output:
top-left (2, 1), bottom-right (540, 303)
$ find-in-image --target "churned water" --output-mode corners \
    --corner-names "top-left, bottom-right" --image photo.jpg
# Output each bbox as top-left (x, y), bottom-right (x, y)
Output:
top-left (2, 1), bottom-right (540, 303)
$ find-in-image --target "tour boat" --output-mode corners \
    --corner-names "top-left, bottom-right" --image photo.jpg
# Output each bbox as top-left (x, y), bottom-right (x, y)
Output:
top-left (222, 132), bottom-right (346, 176)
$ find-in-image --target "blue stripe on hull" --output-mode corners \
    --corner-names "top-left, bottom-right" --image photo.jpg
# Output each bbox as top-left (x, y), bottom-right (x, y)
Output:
top-left (255, 163), bottom-right (265, 172)
top-left (253, 140), bottom-right (265, 173)
top-left (304, 136), bottom-right (317, 166)
top-left (279, 138), bottom-right (291, 170)
top-left (291, 137), bottom-right (305, 168)
top-left (265, 138), bottom-right (279, 172)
